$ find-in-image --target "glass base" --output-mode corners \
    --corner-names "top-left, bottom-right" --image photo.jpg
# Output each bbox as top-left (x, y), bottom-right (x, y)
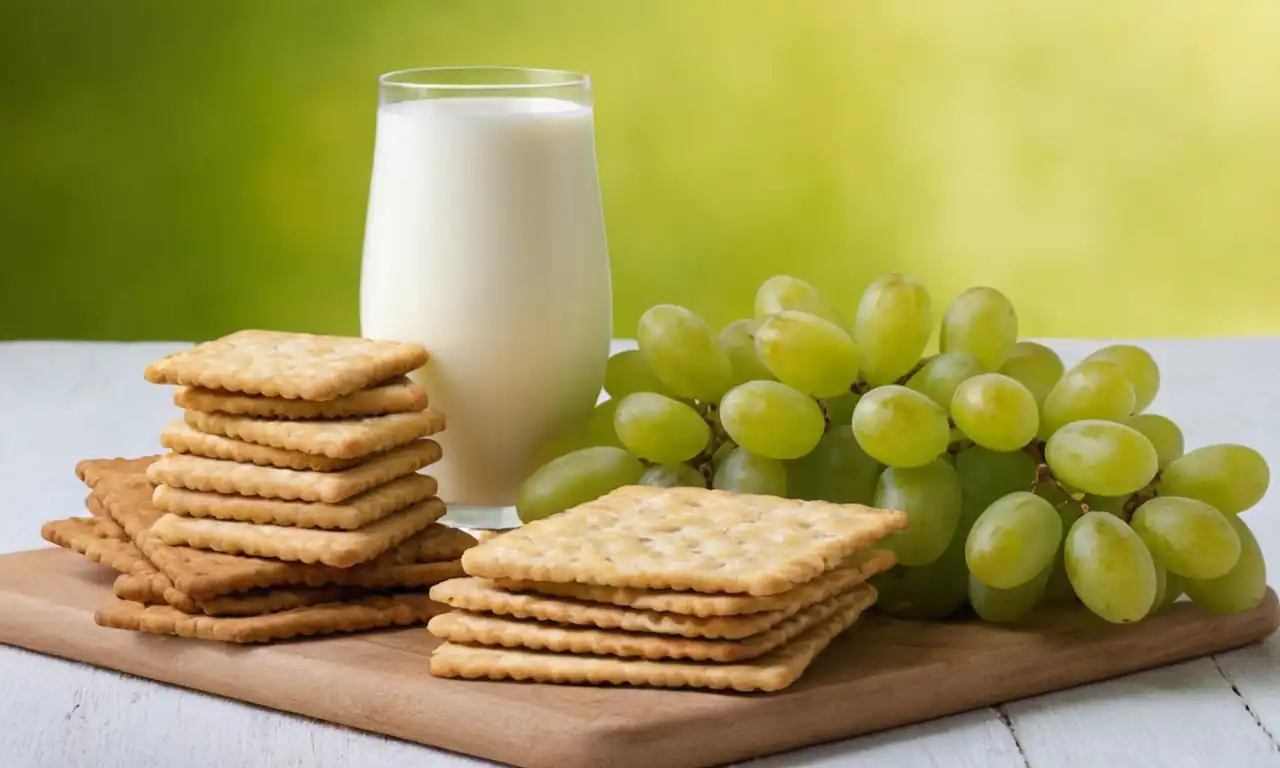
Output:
top-left (440, 503), bottom-right (522, 532)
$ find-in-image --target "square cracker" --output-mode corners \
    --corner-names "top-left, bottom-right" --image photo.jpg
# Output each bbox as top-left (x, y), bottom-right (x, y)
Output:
top-left (184, 409), bottom-right (446, 460)
top-left (428, 583), bottom-right (874, 662)
top-left (150, 498), bottom-right (446, 568)
top-left (78, 456), bottom-right (472, 599)
top-left (96, 593), bottom-right (448, 643)
top-left (146, 440), bottom-right (442, 503)
top-left (84, 494), bottom-right (128, 538)
top-left (434, 551), bottom-right (892, 638)
top-left (153, 474), bottom-right (438, 530)
top-left (42, 517), bottom-right (148, 575)
top-left (143, 329), bottom-right (429, 401)
top-left (494, 549), bottom-right (896, 618)
top-left (462, 486), bottom-right (907, 596)
top-left (160, 420), bottom-right (364, 472)
top-left (428, 585), bottom-right (876, 692)
top-left (175, 376), bottom-right (428, 419)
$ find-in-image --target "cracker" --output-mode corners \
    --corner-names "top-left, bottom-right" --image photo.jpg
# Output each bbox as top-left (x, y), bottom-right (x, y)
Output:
top-left (113, 572), bottom-right (167, 606)
top-left (175, 376), bottom-right (428, 419)
top-left (494, 550), bottom-right (895, 618)
top-left (429, 583), bottom-right (873, 662)
top-left (184, 409), bottom-right (446, 460)
top-left (433, 551), bottom-right (892, 637)
top-left (429, 585), bottom-right (876, 692)
top-left (146, 440), bottom-right (442, 503)
top-left (41, 517), bottom-right (147, 575)
top-left (462, 486), bottom-right (907, 596)
top-left (153, 474), bottom-right (439, 530)
top-left (96, 593), bottom-right (448, 643)
top-left (143, 330), bottom-right (429, 401)
top-left (150, 499), bottom-right (446, 568)
top-left (84, 494), bottom-right (128, 538)
top-left (80, 456), bottom-right (472, 599)
top-left (160, 420), bottom-right (364, 472)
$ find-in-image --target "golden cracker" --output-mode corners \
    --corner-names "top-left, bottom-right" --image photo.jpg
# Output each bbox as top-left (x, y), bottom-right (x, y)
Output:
top-left (433, 551), bottom-right (891, 637)
top-left (428, 586), bottom-right (876, 692)
top-left (462, 486), bottom-right (907, 596)
top-left (146, 439), bottom-right (442, 503)
top-left (160, 420), bottom-right (364, 472)
top-left (96, 593), bottom-right (448, 643)
top-left (84, 494), bottom-right (128, 538)
top-left (175, 376), bottom-right (428, 419)
top-left (184, 409), bottom-right (446, 460)
top-left (428, 583), bottom-right (873, 662)
top-left (153, 474), bottom-right (439, 530)
top-left (41, 517), bottom-right (147, 575)
top-left (80, 456), bottom-right (471, 599)
top-left (143, 329), bottom-right (429, 401)
top-left (495, 550), bottom-right (895, 617)
top-left (150, 499), bottom-right (446, 568)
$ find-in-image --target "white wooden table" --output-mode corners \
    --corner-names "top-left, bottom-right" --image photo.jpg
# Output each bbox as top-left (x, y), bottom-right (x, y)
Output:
top-left (2, 338), bottom-right (1278, 768)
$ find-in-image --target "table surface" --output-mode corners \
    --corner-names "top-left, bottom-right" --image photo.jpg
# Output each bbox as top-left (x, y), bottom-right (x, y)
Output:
top-left (2, 338), bottom-right (1278, 768)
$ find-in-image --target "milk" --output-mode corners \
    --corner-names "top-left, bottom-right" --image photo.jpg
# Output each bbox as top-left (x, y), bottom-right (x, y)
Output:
top-left (360, 96), bottom-right (613, 507)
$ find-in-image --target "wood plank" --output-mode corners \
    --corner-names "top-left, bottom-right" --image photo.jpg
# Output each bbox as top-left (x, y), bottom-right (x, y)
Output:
top-left (1, 547), bottom-right (1275, 768)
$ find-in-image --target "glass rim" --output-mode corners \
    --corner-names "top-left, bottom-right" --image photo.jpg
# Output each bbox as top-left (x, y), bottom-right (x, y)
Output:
top-left (378, 66), bottom-right (589, 91)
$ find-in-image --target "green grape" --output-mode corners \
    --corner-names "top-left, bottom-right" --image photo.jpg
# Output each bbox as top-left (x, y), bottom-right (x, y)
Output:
top-left (1082, 493), bottom-right (1129, 517)
top-left (755, 310), bottom-right (860, 398)
top-left (1162, 571), bottom-right (1188, 608)
top-left (636, 304), bottom-right (734, 402)
top-left (1124, 414), bottom-right (1183, 468)
top-left (882, 534), bottom-right (971, 620)
top-left (853, 273), bottom-right (933, 386)
top-left (955, 446), bottom-right (1038, 525)
top-left (970, 566), bottom-right (1052, 623)
top-left (517, 446), bottom-right (645, 523)
top-left (1043, 491), bottom-right (1084, 604)
top-left (875, 459), bottom-right (963, 566)
top-left (787, 426), bottom-right (881, 504)
top-left (824, 391), bottom-right (860, 427)
top-left (852, 385), bottom-right (951, 468)
top-left (1044, 420), bottom-right (1159, 497)
top-left (950, 374), bottom-right (1039, 451)
top-left (998, 341), bottom-right (1065, 408)
top-left (719, 381), bottom-right (825, 460)
top-left (1039, 361), bottom-right (1136, 439)
top-left (1065, 511), bottom-right (1158, 623)
top-left (753, 274), bottom-right (844, 326)
top-left (1158, 443), bottom-right (1270, 515)
top-left (604, 349), bottom-right (673, 400)
top-left (1183, 515), bottom-right (1267, 614)
top-left (1130, 496), bottom-right (1241, 580)
top-left (966, 491), bottom-right (1062, 589)
top-left (585, 399), bottom-right (624, 449)
top-left (712, 447), bottom-right (788, 496)
top-left (1148, 561), bottom-right (1169, 616)
top-left (711, 440), bottom-right (736, 472)
top-left (939, 286), bottom-right (1018, 371)
top-left (613, 392), bottom-right (710, 464)
top-left (1082, 344), bottom-right (1160, 414)
top-left (718, 319), bottom-right (776, 386)
top-left (638, 463), bottom-right (707, 488)
top-left (905, 351), bottom-right (985, 413)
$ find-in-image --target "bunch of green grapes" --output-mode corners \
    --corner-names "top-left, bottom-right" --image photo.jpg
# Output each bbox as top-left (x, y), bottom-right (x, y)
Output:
top-left (514, 271), bottom-right (1271, 626)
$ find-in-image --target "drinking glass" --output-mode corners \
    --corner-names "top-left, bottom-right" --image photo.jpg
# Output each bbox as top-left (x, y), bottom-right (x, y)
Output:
top-left (360, 67), bottom-right (613, 529)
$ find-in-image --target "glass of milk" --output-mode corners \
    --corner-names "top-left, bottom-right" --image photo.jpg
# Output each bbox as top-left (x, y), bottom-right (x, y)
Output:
top-left (360, 67), bottom-right (613, 528)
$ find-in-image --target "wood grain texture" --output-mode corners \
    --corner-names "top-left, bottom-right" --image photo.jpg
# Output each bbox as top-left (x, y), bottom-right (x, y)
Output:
top-left (1, 547), bottom-right (1275, 768)
top-left (4, 339), bottom-right (1280, 768)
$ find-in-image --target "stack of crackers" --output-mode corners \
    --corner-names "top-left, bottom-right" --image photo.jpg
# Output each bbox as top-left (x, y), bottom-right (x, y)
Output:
top-left (426, 486), bottom-right (906, 692)
top-left (40, 329), bottom-right (475, 642)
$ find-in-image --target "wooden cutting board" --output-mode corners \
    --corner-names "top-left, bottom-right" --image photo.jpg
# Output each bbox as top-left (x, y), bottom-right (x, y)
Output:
top-left (1, 547), bottom-right (1276, 768)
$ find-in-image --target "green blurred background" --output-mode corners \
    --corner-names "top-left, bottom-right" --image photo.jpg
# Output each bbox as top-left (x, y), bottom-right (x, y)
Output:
top-left (3, 0), bottom-right (1279, 342)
